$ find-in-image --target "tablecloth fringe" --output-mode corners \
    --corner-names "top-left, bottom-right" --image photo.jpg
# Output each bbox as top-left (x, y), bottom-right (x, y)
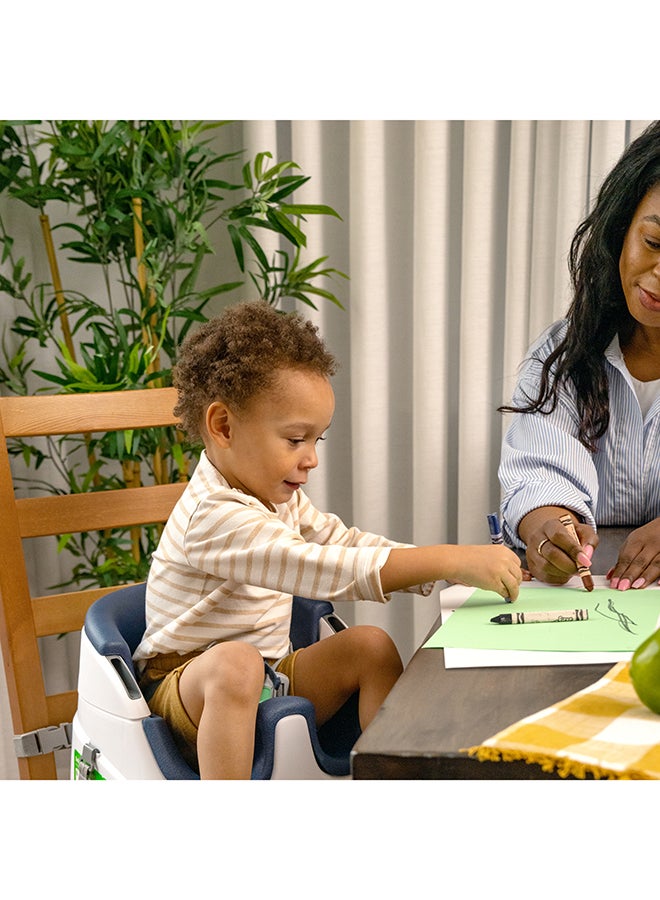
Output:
top-left (465, 745), bottom-right (646, 780)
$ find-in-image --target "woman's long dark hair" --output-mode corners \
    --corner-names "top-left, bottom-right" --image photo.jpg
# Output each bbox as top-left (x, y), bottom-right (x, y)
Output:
top-left (500, 121), bottom-right (660, 452)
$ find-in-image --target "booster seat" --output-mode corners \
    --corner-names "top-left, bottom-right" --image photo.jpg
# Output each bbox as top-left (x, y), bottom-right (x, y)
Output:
top-left (71, 583), bottom-right (360, 779)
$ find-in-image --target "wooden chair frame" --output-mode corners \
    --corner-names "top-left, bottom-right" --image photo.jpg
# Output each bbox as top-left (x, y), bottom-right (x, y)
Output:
top-left (0, 387), bottom-right (185, 778)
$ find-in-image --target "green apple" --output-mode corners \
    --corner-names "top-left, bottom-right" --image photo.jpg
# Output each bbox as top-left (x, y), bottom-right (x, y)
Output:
top-left (630, 628), bottom-right (660, 715)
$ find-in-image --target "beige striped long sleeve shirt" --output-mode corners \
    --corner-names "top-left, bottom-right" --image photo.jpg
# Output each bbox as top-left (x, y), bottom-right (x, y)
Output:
top-left (133, 452), bottom-right (432, 666)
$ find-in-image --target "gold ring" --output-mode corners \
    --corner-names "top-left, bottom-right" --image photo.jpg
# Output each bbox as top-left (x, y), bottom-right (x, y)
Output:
top-left (537, 538), bottom-right (549, 556)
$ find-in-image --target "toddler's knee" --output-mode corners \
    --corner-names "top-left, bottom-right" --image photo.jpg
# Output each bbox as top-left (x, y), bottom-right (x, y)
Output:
top-left (353, 625), bottom-right (403, 674)
top-left (205, 641), bottom-right (264, 704)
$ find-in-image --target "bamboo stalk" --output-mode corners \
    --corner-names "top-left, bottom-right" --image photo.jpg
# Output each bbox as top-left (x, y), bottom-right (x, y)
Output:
top-left (121, 458), bottom-right (142, 562)
top-left (153, 444), bottom-right (164, 485)
top-left (132, 197), bottom-right (148, 298)
top-left (39, 213), bottom-right (102, 485)
top-left (177, 432), bottom-right (190, 482)
top-left (132, 199), bottom-right (164, 565)
top-left (131, 460), bottom-right (141, 561)
top-left (121, 459), bottom-right (135, 488)
top-left (132, 197), bottom-right (161, 383)
top-left (39, 214), bottom-right (76, 361)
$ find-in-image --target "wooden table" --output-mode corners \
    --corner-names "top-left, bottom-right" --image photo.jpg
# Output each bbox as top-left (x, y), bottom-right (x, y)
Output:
top-left (350, 528), bottom-right (629, 779)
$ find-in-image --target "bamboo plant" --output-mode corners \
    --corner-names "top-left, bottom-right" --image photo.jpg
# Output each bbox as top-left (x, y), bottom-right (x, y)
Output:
top-left (0, 120), bottom-right (346, 589)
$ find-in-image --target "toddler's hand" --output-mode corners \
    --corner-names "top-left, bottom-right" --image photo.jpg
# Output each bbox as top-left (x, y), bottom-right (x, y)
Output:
top-left (448, 545), bottom-right (523, 601)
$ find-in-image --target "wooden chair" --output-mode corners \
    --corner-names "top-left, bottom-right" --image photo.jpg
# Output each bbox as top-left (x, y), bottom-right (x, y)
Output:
top-left (0, 387), bottom-right (186, 779)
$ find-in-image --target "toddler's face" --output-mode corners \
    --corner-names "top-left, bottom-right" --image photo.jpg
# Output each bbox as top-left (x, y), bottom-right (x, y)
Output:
top-left (215, 368), bottom-right (335, 507)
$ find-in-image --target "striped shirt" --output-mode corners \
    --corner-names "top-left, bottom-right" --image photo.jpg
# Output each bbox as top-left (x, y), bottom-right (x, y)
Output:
top-left (133, 451), bottom-right (429, 666)
top-left (499, 319), bottom-right (660, 550)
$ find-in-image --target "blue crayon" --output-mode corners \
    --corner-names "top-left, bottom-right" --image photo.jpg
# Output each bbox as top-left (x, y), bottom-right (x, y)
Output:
top-left (486, 513), bottom-right (504, 545)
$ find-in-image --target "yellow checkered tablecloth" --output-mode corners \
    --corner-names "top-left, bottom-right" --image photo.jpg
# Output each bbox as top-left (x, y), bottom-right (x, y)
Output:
top-left (467, 662), bottom-right (660, 779)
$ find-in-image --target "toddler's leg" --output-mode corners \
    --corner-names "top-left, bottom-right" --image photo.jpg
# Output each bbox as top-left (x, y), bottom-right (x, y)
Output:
top-left (178, 641), bottom-right (265, 779)
top-left (292, 625), bottom-right (403, 731)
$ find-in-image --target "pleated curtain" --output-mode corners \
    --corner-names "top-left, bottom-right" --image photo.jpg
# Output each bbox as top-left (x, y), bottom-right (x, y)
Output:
top-left (0, 119), bottom-right (650, 778)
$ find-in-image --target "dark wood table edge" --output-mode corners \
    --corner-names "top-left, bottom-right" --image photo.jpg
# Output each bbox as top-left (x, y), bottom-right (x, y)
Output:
top-left (350, 750), bottom-right (595, 779)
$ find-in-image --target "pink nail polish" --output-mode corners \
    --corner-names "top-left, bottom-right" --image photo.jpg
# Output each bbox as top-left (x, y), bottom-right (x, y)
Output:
top-left (632, 577), bottom-right (646, 589)
top-left (618, 578), bottom-right (631, 591)
top-left (610, 576), bottom-right (619, 589)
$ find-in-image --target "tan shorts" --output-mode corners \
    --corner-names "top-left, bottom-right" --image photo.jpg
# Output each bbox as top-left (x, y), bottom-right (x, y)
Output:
top-left (140, 646), bottom-right (303, 772)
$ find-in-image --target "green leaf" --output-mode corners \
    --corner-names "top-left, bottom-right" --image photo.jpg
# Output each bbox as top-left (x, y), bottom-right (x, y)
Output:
top-left (238, 226), bottom-right (270, 271)
top-left (64, 359), bottom-right (97, 384)
top-left (57, 533), bottom-right (73, 552)
top-left (227, 223), bottom-right (244, 271)
top-left (195, 281), bottom-right (244, 300)
top-left (297, 284), bottom-right (345, 305)
top-left (205, 178), bottom-right (241, 192)
top-left (1, 234), bottom-right (14, 264)
top-left (260, 160), bottom-right (300, 182)
top-left (253, 151), bottom-right (272, 181)
top-left (279, 203), bottom-right (342, 220)
top-left (266, 209), bottom-right (306, 247)
top-left (265, 175), bottom-right (310, 203)
top-left (242, 161), bottom-right (253, 190)
top-left (178, 244), bottom-right (206, 296)
top-left (289, 292), bottom-right (319, 311)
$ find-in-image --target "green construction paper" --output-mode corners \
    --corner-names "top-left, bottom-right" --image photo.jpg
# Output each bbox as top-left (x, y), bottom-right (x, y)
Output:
top-left (424, 585), bottom-right (660, 653)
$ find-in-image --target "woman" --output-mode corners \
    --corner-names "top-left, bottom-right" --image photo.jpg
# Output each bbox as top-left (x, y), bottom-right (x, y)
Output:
top-left (499, 120), bottom-right (660, 591)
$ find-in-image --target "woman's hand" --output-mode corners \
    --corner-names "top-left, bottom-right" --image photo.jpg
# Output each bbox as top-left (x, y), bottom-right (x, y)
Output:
top-left (519, 506), bottom-right (598, 585)
top-left (608, 519), bottom-right (660, 590)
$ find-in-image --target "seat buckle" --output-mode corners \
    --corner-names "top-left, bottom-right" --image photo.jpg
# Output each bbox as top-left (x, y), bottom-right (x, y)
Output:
top-left (13, 722), bottom-right (72, 758)
top-left (261, 665), bottom-right (289, 701)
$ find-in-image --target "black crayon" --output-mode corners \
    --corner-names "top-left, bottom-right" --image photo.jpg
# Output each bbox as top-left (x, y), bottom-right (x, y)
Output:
top-left (491, 608), bottom-right (589, 625)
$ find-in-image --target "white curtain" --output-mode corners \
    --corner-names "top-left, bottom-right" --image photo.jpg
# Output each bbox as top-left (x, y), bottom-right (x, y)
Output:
top-left (0, 119), bottom-right (650, 779)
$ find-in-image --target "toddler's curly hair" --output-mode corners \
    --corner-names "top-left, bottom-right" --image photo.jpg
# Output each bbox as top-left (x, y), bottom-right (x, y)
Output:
top-left (173, 301), bottom-right (338, 440)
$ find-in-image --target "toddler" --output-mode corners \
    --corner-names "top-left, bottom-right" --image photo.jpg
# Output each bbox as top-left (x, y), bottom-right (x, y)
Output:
top-left (133, 301), bottom-right (522, 778)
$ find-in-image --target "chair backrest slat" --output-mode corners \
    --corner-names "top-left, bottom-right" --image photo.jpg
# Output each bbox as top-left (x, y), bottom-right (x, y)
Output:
top-left (16, 483), bottom-right (186, 538)
top-left (32, 587), bottom-right (130, 638)
top-left (0, 387), bottom-right (180, 437)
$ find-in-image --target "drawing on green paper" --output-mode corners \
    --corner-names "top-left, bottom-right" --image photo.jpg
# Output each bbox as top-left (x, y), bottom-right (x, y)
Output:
top-left (595, 597), bottom-right (638, 634)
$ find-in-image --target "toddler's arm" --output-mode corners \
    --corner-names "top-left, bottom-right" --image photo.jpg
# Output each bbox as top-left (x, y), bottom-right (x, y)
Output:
top-left (380, 543), bottom-right (523, 601)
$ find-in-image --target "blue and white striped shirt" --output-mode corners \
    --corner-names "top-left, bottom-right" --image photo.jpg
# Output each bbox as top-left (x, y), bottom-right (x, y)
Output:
top-left (499, 319), bottom-right (660, 550)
